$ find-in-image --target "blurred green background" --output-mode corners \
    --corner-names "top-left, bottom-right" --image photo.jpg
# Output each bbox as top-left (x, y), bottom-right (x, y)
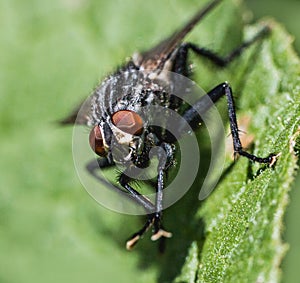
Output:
top-left (0, 0), bottom-right (299, 282)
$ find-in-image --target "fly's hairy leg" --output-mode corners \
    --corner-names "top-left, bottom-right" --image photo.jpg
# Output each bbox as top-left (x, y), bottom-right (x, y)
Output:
top-left (151, 143), bottom-right (174, 242)
top-left (172, 26), bottom-right (270, 75)
top-left (182, 82), bottom-right (278, 165)
top-left (87, 160), bottom-right (157, 249)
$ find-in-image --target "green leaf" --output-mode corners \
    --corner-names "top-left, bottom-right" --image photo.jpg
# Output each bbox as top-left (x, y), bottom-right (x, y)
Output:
top-left (178, 12), bottom-right (300, 283)
top-left (174, 242), bottom-right (199, 283)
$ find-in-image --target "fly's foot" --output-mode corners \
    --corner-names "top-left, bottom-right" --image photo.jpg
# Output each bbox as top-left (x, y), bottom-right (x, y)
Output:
top-left (151, 229), bottom-right (172, 241)
top-left (236, 149), bottom-right (280, 166)
top-left (126, 234), bottom-right (141, 250)
top-left (268, 152), bottom-right (281, 167)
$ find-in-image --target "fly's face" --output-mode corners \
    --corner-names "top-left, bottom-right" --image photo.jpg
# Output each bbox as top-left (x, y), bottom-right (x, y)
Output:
top-left (88, 109), bottom-right (146, 166)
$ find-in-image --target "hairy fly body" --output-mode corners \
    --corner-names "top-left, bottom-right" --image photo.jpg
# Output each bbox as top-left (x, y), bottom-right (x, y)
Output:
top-left (62, 0), bottom-right (278, 250)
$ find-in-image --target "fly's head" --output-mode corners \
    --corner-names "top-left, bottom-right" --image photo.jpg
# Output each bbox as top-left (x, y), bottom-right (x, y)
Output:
top-left (88, 109), bottom-right (148, 167)
top-left (87, 70), bottom-right (170, 170)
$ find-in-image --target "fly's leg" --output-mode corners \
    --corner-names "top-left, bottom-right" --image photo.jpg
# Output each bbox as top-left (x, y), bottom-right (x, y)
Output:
top-left (86, 153), bottom-right (173, 249)
top-left (120, 164), bottom-right (172, 250)
top-left (118, 174), bottom-right (159, 250)
top-left (182, 82), bottom-right (278, 165)
top-left (151, 143), bottom-right (174, 242)
top-left (86, 159), bottom-right (155, 213)
top-left (123, 143), bottom-right (174, 247)
top-left (86, 158), bottom-right (159, 249)
top-left (168, 26), bottom-right (270, 112)
top-left (125, 214), bottom-right (156, 250)
top-left (124, 143), bottom-right (174, 246)
top-left (173, 26), bottom-right (270, 75)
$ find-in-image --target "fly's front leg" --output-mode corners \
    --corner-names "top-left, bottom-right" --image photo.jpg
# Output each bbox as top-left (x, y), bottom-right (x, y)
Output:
top-left (151, 143), bottom-right (173, 241)
top-left (87, 156), bottom-right (155, 213)
top-left (86, 157), bottom-right (157, 249)
top-left (183, 82), bottom-right (278, 165)
top-left (118, 174), bottom-right (158, 250)
top-left (125, 215), bottom-right (156, 250)
top-left (120, 149), bottom-right (173, 249)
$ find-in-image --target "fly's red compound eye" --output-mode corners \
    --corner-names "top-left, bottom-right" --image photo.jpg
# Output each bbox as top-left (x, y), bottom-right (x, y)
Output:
top-left (89, 125), bottom-right (106, 157)
top-left (112, 110), bottom-right (144, 135)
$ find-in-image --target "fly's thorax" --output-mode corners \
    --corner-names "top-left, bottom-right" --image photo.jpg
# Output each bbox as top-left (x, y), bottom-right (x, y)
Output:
top-left (91, 70), bottom-right (175, 117)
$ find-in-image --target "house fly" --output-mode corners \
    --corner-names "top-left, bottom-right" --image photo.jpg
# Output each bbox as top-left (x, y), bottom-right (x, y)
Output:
top-left (62, 0), bottom-right (278, 250)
